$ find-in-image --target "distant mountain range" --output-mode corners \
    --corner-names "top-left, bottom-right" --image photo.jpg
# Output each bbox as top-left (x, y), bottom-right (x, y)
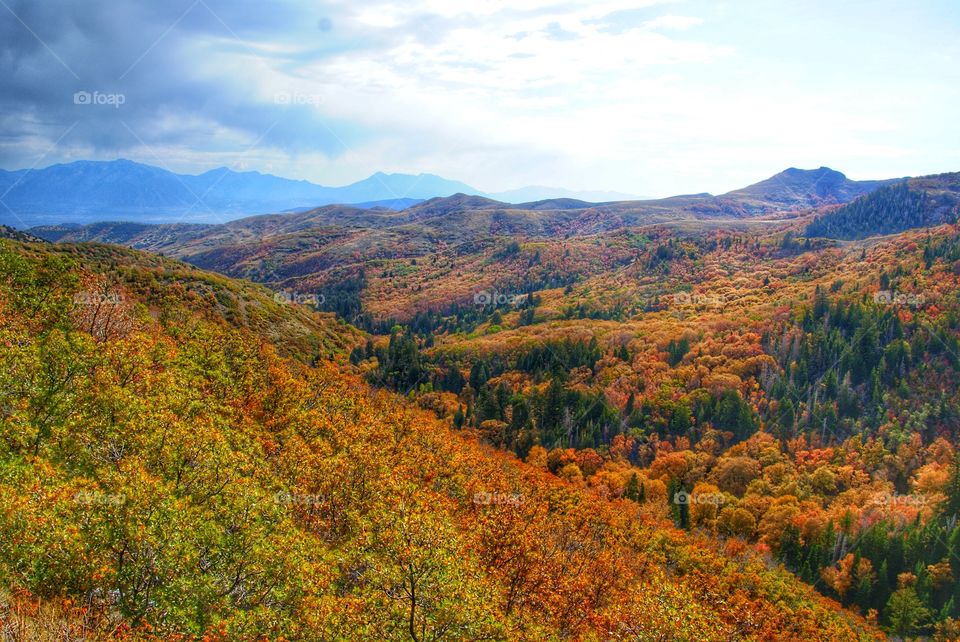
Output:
top-left (31, 166), bottom-right (912, 256)
top-left (0, 159), bottom-right (642, 228)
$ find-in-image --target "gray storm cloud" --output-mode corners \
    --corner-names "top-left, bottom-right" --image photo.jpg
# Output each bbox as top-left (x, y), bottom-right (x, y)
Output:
top-left (0, 0), bottom-right (366, 167)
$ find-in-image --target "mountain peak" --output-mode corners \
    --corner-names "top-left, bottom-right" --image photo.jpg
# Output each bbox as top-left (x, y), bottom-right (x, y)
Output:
top-left (725, 166), bottom-right (885, 207)
top-left (777, 166), bottom-right (846, 180)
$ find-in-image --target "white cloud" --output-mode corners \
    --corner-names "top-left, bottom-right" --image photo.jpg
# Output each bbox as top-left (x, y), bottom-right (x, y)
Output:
top-left (206, 0), bottom-right (736, 191)
top-left (4, 0), bottom-right (957, 196)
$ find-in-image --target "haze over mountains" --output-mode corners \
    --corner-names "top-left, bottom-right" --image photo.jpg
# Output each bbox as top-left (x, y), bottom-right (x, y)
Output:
top-left (30, 165), bottom-right (902, 249)
top-left (4, 159), bottom-right (899, 231)
top-left (32, 168), bottom-right (959, 321)
top-left (0, 159), bottom-right (642, 228)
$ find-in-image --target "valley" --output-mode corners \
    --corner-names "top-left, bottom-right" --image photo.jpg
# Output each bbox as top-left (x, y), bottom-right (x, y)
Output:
top-left (6, 167), bottom-right (960, 639)
top-left (0, 234), bottom-right (885, 640)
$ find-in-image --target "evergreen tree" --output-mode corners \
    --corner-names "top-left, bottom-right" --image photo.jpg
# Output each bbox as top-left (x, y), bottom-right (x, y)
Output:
top-left (624, 473), bottom-right (641, 502)
top-left (886, 587), bottom-right (931, 637)
top-left (667, 478), bottom-right (690, 529)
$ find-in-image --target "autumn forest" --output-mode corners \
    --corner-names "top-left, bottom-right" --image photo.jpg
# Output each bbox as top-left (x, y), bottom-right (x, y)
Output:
top-left (0, 165), bottom-right (957, 642)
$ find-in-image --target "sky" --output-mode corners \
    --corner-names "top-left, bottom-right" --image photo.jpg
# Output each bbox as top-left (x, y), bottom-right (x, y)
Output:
top-left (1, 0), bottom-right (958, 197)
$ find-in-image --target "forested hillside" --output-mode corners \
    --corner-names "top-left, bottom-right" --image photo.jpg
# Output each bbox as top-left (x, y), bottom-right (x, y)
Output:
top-left (343, 221), bottom-right (960, 639)
top-left (806, 175), bottom-right (960, 240)
top-left (0, 238), bottom-right (881, 640)
top-left (8, 173), bottom-right (960, 640)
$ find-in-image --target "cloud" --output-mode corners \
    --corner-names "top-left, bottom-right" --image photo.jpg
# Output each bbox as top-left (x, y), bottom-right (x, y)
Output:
top-left (0, 0), bottom-right (720, 186)
top-left (641, 15), bottom-right (703, 30)
top-left (0, 0), bottom-right (957, 195)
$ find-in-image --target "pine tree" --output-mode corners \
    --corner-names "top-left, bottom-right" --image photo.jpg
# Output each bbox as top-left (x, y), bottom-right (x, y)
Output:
top-left (541, 377), bottom-right (566, 440)
top-left (777, 398), bottom-right (796, 441)
top-left (886, 587), bottom-right (931, 637)
top-left (778, 525), bottom-right (803, 569)
top-left (667, 478), bottom-right (690, 529)
top-left (624, 473), bottom-right (641, 502)
top-left (876, 560), bottom-right (891, 612)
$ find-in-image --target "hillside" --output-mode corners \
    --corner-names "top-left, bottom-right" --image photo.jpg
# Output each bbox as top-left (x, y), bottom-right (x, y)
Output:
top-left (725, 167), bottom-right (895, 210)
top-left (26, 167), bottom-right (907, 324)
top-left (806, 173), bottom-right (960, 240)
top-left (15, 179), bottom-right (960, 639)
top-left (9, 178), bottom-right (960, 641)
top-left (28, 165), bottom-right (892, 244)
top-left (337, 217), bottom-right (960, 638)
top-left (0, 225), bottom-right (44, 243)
top-left (0, 236), bottom-right (882, 640)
